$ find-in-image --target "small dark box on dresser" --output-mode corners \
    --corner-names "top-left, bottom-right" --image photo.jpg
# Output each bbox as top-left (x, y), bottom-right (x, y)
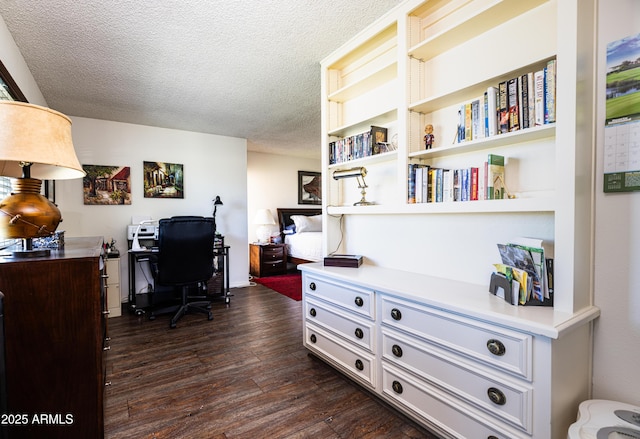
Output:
top-left (324, 254), bottom-right (363, 268)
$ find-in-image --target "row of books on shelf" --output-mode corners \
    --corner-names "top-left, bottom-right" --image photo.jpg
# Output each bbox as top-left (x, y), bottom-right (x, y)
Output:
top-left (455, 58), bottom-right (556, 144)
top-left (408, 154), bottom-right (505, 203)
top-left (329, 126), bottom-right (388, 165)
top-left (491, 237), bottom-right (553, 307)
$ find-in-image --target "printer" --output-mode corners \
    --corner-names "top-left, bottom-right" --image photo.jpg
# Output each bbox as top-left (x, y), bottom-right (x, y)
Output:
top-left (127, 224), bottom-right (158, 241)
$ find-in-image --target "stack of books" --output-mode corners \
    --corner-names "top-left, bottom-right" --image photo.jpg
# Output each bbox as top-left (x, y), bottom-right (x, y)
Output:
top-left (455, 58), bottom-right (556, 143)
top-left (329, 126), bottom-right (387, 165)
top-left (408, 153), bottom-right (505, 203)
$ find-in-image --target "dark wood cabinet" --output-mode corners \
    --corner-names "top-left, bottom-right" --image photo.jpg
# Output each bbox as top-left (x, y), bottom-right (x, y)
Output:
top-left (249, 243), bottom-right (286, 277)
top-left (0, 237), bottom-right (107, 438)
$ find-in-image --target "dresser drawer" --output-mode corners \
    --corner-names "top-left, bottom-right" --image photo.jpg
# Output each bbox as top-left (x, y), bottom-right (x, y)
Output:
top-left (381, 363), bottom-right (529, 439)
top-left (380, 296), bottom-right (532, 380)
top-left (304, 322), bottom-right (375, 389)
top-left (305, 297), bottom-right (375, 352)
top-left (382, 329), bottom-right (532, 433)
top-left (304, 274), bottom-right (374, 319)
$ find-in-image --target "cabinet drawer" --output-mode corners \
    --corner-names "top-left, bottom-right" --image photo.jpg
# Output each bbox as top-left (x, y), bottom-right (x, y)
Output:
top-left (262, 246), bottom-right (284, 258)
top-left (305, 297), bottom-right (375, 352)
top-left (380, 296), bottom-right (532, 380)
top-left (304, 322), bottom-right (375, 389)
top-left (304, 274), bottom-right (374, 319)
top-left (382, 330), bottom-right (532, 432)
top-left (382, 363), bottom-right (529, 439)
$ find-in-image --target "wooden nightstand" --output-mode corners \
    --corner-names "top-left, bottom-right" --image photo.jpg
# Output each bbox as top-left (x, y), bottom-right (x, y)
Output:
top-left (250, 243), bottom-right (287, 277)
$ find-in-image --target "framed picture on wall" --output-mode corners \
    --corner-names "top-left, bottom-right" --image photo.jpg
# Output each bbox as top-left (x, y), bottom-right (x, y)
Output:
top-left (298, 171), bottom-right (321, 205)
top-left (82, 165), bottom-right (132, 205)
top-left (143, 161), bottom-right (184, 198)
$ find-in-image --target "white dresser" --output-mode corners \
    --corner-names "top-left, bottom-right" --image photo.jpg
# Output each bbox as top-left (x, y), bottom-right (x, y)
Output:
top-left (300, 263), bottom-right (599, 439)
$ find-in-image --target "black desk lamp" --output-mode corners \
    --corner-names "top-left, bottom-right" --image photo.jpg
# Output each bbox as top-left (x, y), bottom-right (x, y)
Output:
top-left (212, 195), bottom-right (223, 234)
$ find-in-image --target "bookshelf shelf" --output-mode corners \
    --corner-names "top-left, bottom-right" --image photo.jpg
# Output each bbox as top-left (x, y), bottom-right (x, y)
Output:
top-left (407, 0), bottom-right (547, 62)
top-left (327, 195), bottom-right (554, 216)
top-left (408, 54), bottom-right (556, 115)
top-left (328, 61), bottom-right (397, 103)
top-left (328, 150), bottom-right (398, 170)
top-left (327, 108), bottom-right (397, 138)
top-left (409, 124), bottom-right (556, 159)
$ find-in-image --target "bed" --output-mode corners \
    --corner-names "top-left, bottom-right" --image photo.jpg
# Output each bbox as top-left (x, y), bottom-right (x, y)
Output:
top-left (276, 208), bottom-right (322, 264)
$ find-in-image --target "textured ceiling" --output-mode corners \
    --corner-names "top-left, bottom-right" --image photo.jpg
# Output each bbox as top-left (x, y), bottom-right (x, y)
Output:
top-left (0, 0), bottom-right (402, 158)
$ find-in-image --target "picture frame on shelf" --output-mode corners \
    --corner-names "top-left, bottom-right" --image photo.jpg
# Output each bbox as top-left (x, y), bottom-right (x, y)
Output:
top-left (298, 170), bottom-right (321, 205)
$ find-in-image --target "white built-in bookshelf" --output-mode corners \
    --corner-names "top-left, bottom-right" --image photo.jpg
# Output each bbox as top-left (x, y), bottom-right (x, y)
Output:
top-left (316, 2), bottom-right (598, 436)
top-left (321, 0), bottom-right (596, 316)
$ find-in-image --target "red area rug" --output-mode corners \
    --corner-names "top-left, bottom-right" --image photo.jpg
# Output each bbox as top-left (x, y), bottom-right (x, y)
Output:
top-left (253, 273), bottom-right (302, 301)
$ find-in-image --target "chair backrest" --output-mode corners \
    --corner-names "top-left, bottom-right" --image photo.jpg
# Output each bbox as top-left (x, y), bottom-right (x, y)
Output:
top-left (156, 216), bottom-right (215, 286)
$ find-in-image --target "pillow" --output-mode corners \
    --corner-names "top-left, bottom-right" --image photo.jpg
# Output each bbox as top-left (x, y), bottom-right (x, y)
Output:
top-left (283, 224), bottom-right (296, 235)
top-left (290, 214), bottom-right (322, 233)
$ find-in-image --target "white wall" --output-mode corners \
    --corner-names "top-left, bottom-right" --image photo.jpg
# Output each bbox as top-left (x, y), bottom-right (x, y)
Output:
top-left (247, 151), bottom-right (320, 243)
top-left (592, 0), bottom-right (640, 405)
top-left (56, 117), bottom-right (249, 296)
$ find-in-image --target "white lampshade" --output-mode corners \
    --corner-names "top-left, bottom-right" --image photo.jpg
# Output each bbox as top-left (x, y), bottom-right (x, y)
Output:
top-left (254, 209), bottom-right (275, 243)
top-left (253, 209), bottom-right (275, 226)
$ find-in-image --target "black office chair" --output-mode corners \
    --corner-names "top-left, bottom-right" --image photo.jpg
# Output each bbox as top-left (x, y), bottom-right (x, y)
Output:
top-left (150, 216), bottom-right (215, 328)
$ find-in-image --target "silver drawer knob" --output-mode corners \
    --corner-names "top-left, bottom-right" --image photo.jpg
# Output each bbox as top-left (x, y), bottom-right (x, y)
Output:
top-left (487, 387), bottom-right (506, 405)
top-left (486, 339), bottom-right (506, 356)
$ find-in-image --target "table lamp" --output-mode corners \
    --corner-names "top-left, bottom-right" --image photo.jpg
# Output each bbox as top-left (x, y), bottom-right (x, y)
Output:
top-left (333, 166), bottom-right (374, 206)
top-left (254, 208), bottom-right (275, 243)
top-left (0, 101), bottom-right (85, 257)
top-left (212, 195), bottom-right (223, 234)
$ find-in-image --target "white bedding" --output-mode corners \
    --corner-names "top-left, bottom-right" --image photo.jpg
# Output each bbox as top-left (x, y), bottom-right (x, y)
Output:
top-left (285, 232), bottom-right (322, 262)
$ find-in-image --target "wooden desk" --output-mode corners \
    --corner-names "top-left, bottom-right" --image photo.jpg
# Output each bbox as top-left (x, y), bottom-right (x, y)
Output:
top-left (0, 236), bottom-right (107, 439)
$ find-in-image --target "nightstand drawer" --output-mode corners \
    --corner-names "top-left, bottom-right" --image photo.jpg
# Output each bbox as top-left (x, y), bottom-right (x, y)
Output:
top-left (262, 260), bottom-right (285, 275)
top-left (262, 246), bottom-right (284, 259)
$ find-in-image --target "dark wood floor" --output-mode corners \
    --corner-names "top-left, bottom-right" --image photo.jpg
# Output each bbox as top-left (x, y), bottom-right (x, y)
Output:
top-left (104, 283), bottom-right (439, 439)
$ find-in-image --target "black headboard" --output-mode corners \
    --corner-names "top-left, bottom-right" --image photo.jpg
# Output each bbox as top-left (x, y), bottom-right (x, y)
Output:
top-left (276, 208), bottom-right (321, 236)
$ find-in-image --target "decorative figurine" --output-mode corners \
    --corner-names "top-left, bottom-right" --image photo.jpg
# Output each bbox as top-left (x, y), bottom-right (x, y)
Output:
top-left (424, 124), bottom-right (434, 149)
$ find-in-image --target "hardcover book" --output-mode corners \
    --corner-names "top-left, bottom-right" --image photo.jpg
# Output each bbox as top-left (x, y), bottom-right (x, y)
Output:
top-left (487, 154), bottom-right (505, 200)
top-left (486, 86), bottom-right (498, 137)
top-left (507, 77), bottom-right (519, 132)
top-left (534, 69), bottom-right (545, 126)
top-left (324, 254), bottom-right (363, 268)
top-left (498, 81), bottom-right (509, 134)
top-left (544, 59), bottom-right (556, 124)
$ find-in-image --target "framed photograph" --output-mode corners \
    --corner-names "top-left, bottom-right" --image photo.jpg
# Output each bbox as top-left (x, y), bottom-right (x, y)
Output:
top-left (83, 165), bottom-right (131, 205)
top-left (0, 59), bottom-right (27, 102)
top-left (143, 161), bottom-right (184, 198)
top-left (298, 171), bottom-right (321, 205)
